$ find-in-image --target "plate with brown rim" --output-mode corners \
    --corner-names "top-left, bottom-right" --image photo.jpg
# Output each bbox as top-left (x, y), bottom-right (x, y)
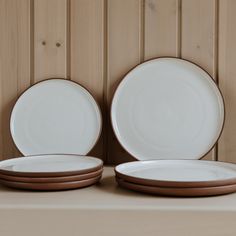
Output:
top-left (0, 168), bottom-right (103, 183)
top-left (0, 154), bottom-right (103, 177)
top-left (0, 175), bottom-right (101, 191)
top-left (10, 79), bottom-right (102, 156)
top-left (111, 58), bottom-right (224, 160)
top-left (115, 160), bottom-right (236, 188)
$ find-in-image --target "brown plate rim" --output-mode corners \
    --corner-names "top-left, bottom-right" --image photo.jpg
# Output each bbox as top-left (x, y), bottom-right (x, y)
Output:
top-left (0, 154), bottom-right (103, 177)
top-left (115, 160), bottom-right (236, 188)
top-left (116, 177), bottom-right (236, 197)
top-left (0, 168), bottom-right (103, 183)
top-left (0, 175), bottom-right (101, 191)
top-left (110, 57), bottom-right (225, 161)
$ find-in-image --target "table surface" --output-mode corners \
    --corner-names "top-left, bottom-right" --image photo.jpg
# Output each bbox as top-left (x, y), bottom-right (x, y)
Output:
top-left (1, 167), bottom-right (236, 236)
top-left (0, 166), bottom-right (236, 211)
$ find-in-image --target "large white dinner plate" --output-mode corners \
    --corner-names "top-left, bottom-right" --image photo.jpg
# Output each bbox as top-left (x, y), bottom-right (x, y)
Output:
top-left (111, 58), bottom-right (224, 160)
top-left (0, 154), bottom-right (103, 177)
top-left (115, 160), bottom-right (236, 187)
top-left (10, 79), bottom-right (102, 156)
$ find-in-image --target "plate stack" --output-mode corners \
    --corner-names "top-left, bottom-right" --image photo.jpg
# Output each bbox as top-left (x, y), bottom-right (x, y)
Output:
top-left (115, 160), bottom-right (236, 197)
top-left (0, 155), bottom-right (103, 191)
top-left (111, 58), bottom-right (236, 197)
top-left (0, 79), bottom-right (103, 191)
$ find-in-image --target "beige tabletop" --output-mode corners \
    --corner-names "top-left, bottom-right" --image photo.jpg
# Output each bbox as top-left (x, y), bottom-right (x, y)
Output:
top-left (0, 166), bottom-right (236, 236)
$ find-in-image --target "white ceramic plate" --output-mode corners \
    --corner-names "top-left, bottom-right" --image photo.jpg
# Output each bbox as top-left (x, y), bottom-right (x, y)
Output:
top-left (0, 154), bottom-right (103, 177)
top-left (11, 79), bottom-right (102, 156)
top-left (111, 58), bottom-right (224, 160)
top-left (115, 160), bottom-right (236, 187)
top-left (0, 168), bottom-right (103, 183)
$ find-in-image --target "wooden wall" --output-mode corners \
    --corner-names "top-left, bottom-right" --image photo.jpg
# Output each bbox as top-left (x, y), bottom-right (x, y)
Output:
top-left (0, 0), bottom-right (235, 164)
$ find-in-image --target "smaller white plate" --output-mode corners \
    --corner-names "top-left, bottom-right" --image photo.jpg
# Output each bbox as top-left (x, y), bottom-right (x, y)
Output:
top-left (115, 160), bottom-right (236, 187)
top-left (0, 155), bottom-right (103, 177)
top-left (10, 79), bottom-right (102, 156)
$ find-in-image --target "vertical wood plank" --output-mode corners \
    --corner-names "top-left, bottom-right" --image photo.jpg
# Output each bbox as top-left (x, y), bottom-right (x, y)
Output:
top-left (145, 0), bottom-right (179, 59)
top-left (0, 0), bottom-right (232, 165)
top-left (107, 0), bottom-right (143, 164)
top-left (181, 0), bottom-right (217, 160)
top-left (34, 0), bottom-right (68, 82)
top-left (218, 0), bottom-right (236, 162)
top-left (0, 0), bottom-right (31, 159)
top-left (70, 0), bottom-right (105, 160)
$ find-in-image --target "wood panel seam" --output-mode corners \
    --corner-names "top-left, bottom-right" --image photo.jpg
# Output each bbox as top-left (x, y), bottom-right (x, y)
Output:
top-left (30, 0), bottom-right (35, 86)
top-left (215, 0), bottom-right (219, 161)
top-left (103, 0), bottom-right (108, 163)
top-left (67, 0), bottom-right (71, 80)
top-left (140, 0), bottom-right (145, 62)
top-left (178, 0), bottom-right (182, 58)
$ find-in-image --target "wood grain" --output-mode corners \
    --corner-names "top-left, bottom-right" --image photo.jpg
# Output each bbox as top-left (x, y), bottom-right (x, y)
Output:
top-left (0, 0), bottom-right (31, 159)
top-left (70, 0), bottom-right (105, 160)
top-left (144, 0), bottom-right (179, 59)
top-left (218, 0), bottom-right (236, 162)
top-left (106, 0), bottom-right (143, 164)
top-left (34, 0), bottom-right (68, 82)
top-left (181, 0), bottom-right (218, 160)
top-left (0, 0), bottom-right (236, 164)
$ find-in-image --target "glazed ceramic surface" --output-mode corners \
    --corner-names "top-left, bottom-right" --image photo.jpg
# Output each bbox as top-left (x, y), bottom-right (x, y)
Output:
top-left (115, 160), bottom-right (236, 187)
top-left (0, 155), bottom-right (103, 177)
top-left (111, 58), bottom-right (224, 160)
top-left (0, 168), bottom-right (103, 183)
top-left (116, 177), bottom-right (236, 197)
top-left (0, 175), bottom-right (101, 191)
top-left (10, 79), bottom-right (102, 156)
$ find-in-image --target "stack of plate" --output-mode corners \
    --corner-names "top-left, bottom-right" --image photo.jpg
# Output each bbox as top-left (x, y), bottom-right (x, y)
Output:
top-left (0, 79), bottom-right (103, 191)
top-left (0, 155), bottom-right (103, 191)
top-left (115, 160), bottom-right (236, 197)
top-left (111, 57), bottom-right (236, 197)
